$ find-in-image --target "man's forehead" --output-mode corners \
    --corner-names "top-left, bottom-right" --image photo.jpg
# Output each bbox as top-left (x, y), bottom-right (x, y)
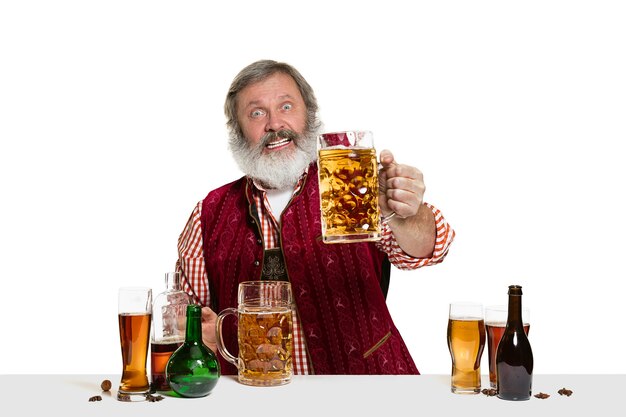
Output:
top-left (238, 73), bottom-right (302, 106)
top-left (245, 93), bottom-right (296, 106)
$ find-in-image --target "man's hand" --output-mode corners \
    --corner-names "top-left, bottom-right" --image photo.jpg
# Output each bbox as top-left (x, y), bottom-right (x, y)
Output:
top-left (201, 306), bottom-right (218, 354)
top-left (377, 149), bottom-right (436, 258)
top-left (378, 149), bottom-right (425, 219)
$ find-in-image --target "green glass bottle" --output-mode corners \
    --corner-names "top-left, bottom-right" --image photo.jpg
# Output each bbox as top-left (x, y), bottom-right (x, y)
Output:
top-left (166, 304), bottom-right (220, 397)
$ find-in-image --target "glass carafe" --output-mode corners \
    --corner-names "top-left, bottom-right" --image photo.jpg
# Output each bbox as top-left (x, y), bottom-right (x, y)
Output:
top-left (150, 271), bottom-right (191, 391)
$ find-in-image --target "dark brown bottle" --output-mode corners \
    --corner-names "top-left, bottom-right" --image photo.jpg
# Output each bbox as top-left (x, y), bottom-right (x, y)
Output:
top-left (496, 285), bottom-right (533, 400)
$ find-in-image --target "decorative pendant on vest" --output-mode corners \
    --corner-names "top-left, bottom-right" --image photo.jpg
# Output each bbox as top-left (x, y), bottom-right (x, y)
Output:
top-left (261, 248), bottom-right (289, 281)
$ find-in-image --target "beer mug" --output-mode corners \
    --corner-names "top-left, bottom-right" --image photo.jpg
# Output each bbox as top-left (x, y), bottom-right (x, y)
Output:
top-left (317, 130), bottom-right (382, 243)
top-left (447, 302), bottom-right (486, 394)
top-left (117, 287), bottom-right (152, 401)
top-left (485, 305), bottom-right (530, 388)
top-left (215, 281), bottom-right (293, 386)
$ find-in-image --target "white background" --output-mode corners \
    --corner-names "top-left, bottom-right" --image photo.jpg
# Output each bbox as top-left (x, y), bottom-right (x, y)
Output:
top-left (1, 0), bottom-right (624, 375)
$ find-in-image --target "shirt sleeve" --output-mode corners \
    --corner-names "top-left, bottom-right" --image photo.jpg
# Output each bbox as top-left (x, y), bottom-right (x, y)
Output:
top-left (175, 201), bottom-right (210, 306)
top-left (375, 202), bottom-right (455, 270)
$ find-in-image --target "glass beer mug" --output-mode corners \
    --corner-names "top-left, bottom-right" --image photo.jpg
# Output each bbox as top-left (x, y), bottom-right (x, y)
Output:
top-left (317, 130), bottom-right (382, 243)
top-left (215, 281), bottom-right (294, 386)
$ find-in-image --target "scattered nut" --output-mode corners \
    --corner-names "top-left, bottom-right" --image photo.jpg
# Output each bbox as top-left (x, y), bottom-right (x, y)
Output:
top-left (100, 379), bottom-right (112, 391)
top-left (481, 388), bottom-right (497, 396)
top-left (146, 393), bottom-right (164, 402)
top-left (534, 392), bottom-right (550, 399)
top-left (558, 387), bottom-right (573, 396)
top-left (88, 395), bottom-right (102, 402)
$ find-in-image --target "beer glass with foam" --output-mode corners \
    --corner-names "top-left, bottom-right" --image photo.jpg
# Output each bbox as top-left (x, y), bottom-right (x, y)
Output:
top-left (215, 281), bottom-right (293, 386)
top-left (485, 305), bottom-right (530, 388)
top-left (317, 131), bottom-right (381, 243)
top-left (117, 287), bottom-right (152, 401)
top-left (447, 302), bottom-right (485, 394)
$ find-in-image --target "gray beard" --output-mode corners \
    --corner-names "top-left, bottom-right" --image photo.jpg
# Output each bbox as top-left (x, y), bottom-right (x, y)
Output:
top-left (228, 129), bottom-right (318, 190)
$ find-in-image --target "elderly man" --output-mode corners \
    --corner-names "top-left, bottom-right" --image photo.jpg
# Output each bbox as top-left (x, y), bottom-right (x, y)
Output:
top-left (176, 59), bottom-right (455, 375)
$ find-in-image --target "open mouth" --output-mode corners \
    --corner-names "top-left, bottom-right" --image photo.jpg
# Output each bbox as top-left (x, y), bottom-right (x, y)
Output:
top-left (266, 138), bottom-right (292, 150)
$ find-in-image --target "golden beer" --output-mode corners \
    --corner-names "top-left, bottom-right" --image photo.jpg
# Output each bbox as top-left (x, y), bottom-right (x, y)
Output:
top-left (216, 281), bottom-right (294, 386)
top-left (237, 306), bottom-right (293, 384)
top-left (447, 317), bottom-right (486, 394)
top-left (318, 147), bottom-right (381, 243)
top-left (117, 287), bottom-right (152, 401)
top-left (118, 313), bottom-right (151, 394)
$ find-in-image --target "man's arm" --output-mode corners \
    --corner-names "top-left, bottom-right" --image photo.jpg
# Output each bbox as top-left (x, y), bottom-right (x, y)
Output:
top-left (377, 149), bottom-right (454, 264)
top-left (176, 201), bottom-right (218, 351)
top-left (376, 202), bottom-right (454, 269)
top-left (386, 201), bottom-right (436, 258)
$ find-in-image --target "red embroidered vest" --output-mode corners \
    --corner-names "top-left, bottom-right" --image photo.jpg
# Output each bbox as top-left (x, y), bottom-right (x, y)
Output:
top-left (200, 164), bottom-right (419, 375)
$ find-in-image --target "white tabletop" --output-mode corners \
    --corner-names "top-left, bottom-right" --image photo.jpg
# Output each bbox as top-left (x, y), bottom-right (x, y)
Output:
top-left (2, 374), bottom-right (623, 416)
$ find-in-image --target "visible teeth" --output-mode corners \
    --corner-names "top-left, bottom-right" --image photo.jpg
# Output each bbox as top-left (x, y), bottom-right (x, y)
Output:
top-left (266, 138), bottom-right (291, 149)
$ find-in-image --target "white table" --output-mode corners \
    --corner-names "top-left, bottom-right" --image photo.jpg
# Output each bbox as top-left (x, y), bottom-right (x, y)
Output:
top-left (2, 374), bottom-right (623, 416)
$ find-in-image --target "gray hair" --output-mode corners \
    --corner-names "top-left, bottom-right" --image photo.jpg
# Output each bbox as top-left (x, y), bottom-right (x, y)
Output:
top-left (224, 60), bottom-right (320, 138)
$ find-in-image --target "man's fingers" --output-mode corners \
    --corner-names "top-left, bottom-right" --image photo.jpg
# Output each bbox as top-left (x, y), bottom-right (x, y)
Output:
top-left (202, 307), bottom-right (217, 320)
top-left (379, 149), bottom-right (396, 167)
top-left (386, 176), bottom-right (422, 194)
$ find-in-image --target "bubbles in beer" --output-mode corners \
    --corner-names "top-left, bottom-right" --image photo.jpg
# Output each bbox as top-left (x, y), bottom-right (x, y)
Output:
top-left (318, 147), bottom-right (381, 241)
top-left (238, 307), bottom-right (293, 382)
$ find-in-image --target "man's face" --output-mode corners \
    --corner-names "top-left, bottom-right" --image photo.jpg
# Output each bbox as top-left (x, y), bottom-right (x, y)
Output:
top-left (237, 72), bottom-right (307, 152)
top-left (229, 72), bottom-right (317, 190)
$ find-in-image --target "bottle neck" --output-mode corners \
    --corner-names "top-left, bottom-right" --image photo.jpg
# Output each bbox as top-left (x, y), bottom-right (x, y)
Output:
top-left (165, 272), bottom-right (182, 292)
top-left (507, 294), bottom-right (524, 327)
top-left (185, 306), bottom-right (203, 344)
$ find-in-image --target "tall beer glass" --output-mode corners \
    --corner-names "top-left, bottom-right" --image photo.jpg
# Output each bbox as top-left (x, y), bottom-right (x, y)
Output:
top-left (117, 287), bottom-right (152, 401)
top-left (447, 302), bottom-right (485, 394)
top-left (317, 131), bottom-right (381, 243)
top-left (485, 305), bottom-right (530, 388)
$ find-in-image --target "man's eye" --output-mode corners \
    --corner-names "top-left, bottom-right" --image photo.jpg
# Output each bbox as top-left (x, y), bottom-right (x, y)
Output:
top-left (251, 109), bottom-right (265, 118)
top-left (282, 103), bottom-right (293, 111)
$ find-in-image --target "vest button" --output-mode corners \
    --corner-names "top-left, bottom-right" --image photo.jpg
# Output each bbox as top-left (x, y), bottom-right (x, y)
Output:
top-left (253, 260), bottom-right (260, 266)
top-left (257, 239), bottom-right (262, 245)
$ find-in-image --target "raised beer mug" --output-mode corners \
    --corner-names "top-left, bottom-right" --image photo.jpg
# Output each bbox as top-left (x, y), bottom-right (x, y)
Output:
top-left (215, 281), bottom-right (294, 386)
top-left (317, 130), bottom-right (382, 243)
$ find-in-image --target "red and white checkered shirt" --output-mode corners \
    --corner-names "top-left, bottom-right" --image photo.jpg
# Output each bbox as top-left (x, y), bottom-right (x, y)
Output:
top-left (176, 175), bottom-right (455, 375)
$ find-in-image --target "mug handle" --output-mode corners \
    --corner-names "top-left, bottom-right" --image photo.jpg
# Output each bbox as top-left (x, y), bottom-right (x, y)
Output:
top-left (215, 307), bottom-right (238, 368)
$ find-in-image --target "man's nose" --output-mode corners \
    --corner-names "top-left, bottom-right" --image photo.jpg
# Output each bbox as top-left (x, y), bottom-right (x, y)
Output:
top-left (265, 111), bottom-right (285, 132)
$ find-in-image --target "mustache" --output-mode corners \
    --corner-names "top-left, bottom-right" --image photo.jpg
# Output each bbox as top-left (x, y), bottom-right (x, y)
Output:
top-left (260, 129), bottom-right (299, 147)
